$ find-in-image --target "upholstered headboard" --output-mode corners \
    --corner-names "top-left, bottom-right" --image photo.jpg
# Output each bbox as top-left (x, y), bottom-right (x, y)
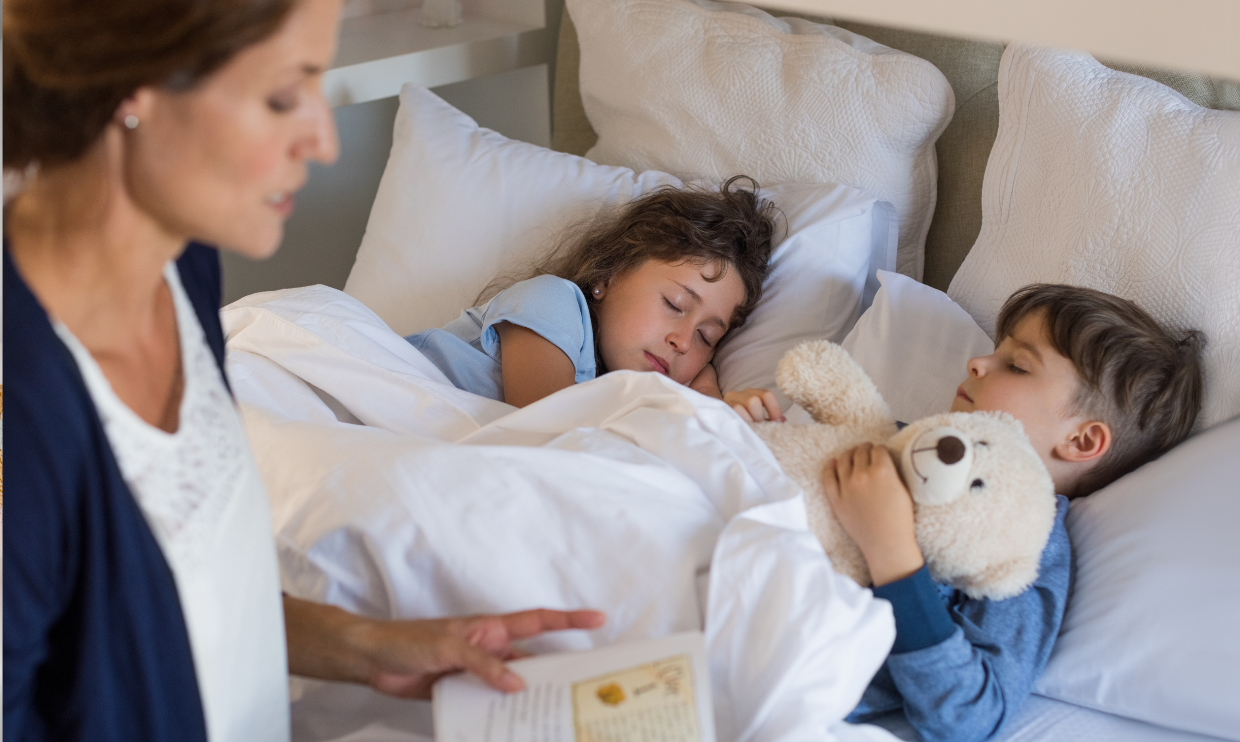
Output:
top-left (551, 10), bottom-right (1240, 291)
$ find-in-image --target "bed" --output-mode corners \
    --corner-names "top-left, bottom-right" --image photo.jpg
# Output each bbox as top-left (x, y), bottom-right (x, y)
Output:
top-left (223, 1), bottom-right (1240, 740)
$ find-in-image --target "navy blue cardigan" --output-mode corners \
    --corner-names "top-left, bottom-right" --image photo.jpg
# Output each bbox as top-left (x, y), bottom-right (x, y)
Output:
top-left (3, 244), bottom-right (230, 742)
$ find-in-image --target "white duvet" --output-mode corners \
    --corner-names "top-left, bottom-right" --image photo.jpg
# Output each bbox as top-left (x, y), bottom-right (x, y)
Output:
top-left (223, 286), bottom-right (897, 742)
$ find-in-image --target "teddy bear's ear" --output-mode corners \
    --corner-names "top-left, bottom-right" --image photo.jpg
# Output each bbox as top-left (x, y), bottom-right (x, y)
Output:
top-left (955, 554), bottom-right (1041, 601)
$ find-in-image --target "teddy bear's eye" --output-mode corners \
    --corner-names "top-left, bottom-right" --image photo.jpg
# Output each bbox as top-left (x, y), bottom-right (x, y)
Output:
top-left (971, 478), bottom-right (985, 490)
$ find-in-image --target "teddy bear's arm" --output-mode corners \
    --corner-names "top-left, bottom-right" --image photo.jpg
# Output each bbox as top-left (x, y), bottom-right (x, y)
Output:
top-left (776, 341), bottom-right (895, 433)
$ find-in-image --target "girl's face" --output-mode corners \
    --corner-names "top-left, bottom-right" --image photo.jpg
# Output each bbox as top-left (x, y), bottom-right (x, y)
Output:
top-left (593, 259), bottom-right (746, 385)
top-left (119, 0), bottom-right (342, 259)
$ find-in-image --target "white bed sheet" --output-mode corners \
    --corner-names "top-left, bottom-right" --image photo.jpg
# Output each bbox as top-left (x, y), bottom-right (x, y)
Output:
top-left (222, 286), bottom-right (900, 742)
top-left (292, 692), bottom-right (1233, 742)
top-left (873, 694), bottom-right (1233, 742)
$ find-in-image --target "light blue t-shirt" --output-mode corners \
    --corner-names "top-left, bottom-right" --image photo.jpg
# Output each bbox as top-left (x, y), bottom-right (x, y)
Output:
top-left (405, 275), bottom-right (596, 401)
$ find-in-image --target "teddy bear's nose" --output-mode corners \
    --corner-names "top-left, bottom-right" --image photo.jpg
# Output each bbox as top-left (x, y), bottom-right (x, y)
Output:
top-left (937, 436), bottom-right (967, 465)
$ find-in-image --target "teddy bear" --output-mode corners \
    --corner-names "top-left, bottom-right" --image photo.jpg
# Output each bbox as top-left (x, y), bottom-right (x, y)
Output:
top-left (752, 340), bottom-right (1058, 600)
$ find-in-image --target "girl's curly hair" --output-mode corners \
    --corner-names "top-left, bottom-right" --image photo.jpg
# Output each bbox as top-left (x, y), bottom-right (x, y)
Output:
top-left (485, 175), bottom-right (780, 337)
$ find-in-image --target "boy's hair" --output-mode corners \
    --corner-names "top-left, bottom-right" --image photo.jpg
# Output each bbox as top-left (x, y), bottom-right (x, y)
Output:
top-left (490, 175), bottom-right (779, 332)
top-left (997, 284), bottom-right (1205, 496)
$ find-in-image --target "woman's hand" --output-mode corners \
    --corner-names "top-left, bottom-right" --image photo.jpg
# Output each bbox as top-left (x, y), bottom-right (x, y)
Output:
top-left (822, 442), bottom-right (924, 586)
top-left (723, 388), bottom-right (785, 422)
top-left (284, 597), bottom-right (605, 699)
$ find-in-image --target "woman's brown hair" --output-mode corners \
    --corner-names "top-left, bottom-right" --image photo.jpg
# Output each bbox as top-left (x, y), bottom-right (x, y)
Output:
top-left (996, 283), bottom-right (1205, 496)
top-left (487, 175), bottom-right (780, 345)
top-left (3, 0), bottom-right (297, 169)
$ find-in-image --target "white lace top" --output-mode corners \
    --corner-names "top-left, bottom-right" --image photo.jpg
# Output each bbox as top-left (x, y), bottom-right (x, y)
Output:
top-left (53, 263), bottom-right (289, 742)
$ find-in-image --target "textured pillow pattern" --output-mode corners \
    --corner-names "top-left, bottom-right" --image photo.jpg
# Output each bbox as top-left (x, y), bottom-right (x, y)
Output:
top-left (345, 85), bottom-right (677, 336)
top-left (948, 44), bottom-right (1240, 428)
top-left (567, 0), bottom-right (954, 281)
top-left (1034, 417), bottom-right (1240, 739)
top-left (343, 85), bottom-right (894, 389)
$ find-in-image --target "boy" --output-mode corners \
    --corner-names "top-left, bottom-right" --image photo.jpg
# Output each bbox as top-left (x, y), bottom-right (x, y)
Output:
top-left (833, 284), bottom-right (1204, 742)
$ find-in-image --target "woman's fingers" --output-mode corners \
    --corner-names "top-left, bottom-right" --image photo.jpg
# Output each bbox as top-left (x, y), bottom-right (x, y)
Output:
top-left (732, 403), bottom-right (755, 422)
top-left (496, 608), bottom-right (606, 640)
top-left (450, 637), bottom-right (525, 693)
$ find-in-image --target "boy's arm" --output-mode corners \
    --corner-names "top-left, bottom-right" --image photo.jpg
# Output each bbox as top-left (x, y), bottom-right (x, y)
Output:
top-left (826, 447), bottom-right (1071, 742)
top-left (875, 513), bottom-right (1069, 742)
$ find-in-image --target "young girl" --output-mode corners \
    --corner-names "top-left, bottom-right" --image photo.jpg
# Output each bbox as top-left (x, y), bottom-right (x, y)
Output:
top-left (406, 175), bottom-right (784, 418)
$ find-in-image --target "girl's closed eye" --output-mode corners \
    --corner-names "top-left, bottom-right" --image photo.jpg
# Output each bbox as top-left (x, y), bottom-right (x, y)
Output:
top-left (663, 297), bottom-right (682, 313)
top-left (698, 329), bottom-right (717, 349)
top-left (1008, 362), bottom-right (1028, 374)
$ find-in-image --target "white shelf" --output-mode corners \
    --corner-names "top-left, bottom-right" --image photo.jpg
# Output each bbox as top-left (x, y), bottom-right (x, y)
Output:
top-left (325, 8), bottom-right (554, 106)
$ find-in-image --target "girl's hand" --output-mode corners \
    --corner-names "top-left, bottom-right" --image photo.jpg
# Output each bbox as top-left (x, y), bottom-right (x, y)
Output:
top-left (822, 443), bottom-right (923, 586)
top-left (724, 388), bottom-right (785, 422)
top-left (688, 362), bottom-right (723, 399)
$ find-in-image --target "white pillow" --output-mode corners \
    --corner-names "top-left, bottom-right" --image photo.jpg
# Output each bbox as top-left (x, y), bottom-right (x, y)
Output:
top-left (344, 84), bottom-right (897, 388)
top-left (567, 0), bottom-right (954, 281)
top-left (715, 184), bottom-right (897, 402)
top-left (346, 86), bottom-right (677, 336)
top-left (840, 271), bottom-right (994, 424)
top-left (947, 44), bottom-right (1240, 429)
top-left (1034, 416), bottom-right (1240, 739)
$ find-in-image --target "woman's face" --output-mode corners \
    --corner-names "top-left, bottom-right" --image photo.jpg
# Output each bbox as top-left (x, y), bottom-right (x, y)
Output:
top-left (593, 259), bottom-right (746, 385)
top-left (120, 0), bottom-right (342, 258)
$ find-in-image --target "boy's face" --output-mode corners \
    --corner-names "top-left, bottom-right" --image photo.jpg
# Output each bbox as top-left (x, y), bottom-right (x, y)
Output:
top-left (952, 311), bottom-right (1086, 478)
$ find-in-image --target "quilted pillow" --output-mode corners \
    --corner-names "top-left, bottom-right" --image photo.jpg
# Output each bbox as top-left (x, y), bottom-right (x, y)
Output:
top-left (948, 44), bottom-right (1240, 428)
top-left (1035, 417), bottom-right (1240, 739)
top-left (343, 85), bottom-right (897, 392)
top-left (567, 0), bottom-right (954, 281)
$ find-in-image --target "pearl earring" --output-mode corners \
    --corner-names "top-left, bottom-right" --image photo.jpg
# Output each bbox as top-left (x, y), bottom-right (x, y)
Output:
top-left (124, 115), bottom-right (139, 130)
top-left (593, 288), bottom-right (601, 296)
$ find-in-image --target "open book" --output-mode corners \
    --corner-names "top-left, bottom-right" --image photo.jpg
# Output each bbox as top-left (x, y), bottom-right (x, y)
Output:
top-left (433, 632), bottom-right (716, 742)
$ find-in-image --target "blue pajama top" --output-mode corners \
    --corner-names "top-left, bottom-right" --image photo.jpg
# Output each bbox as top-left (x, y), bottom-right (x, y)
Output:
top-left (848, 495), bottom-right (1072, 742)
top-left (405, 275), bottom-right (597, 401)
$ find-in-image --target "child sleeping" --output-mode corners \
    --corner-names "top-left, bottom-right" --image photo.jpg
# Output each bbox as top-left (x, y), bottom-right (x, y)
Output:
top-left (828, 284), bottom-right (1205, 742)
top-left (404, 175), bottom-right (783, 420)
top-left (403, 178), bottom-right (1204, 741)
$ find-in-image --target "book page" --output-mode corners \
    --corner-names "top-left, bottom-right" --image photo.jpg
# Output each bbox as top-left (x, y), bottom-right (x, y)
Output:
top-left (433, 632), bottom-right (714, 742)
top-left (572, 654), bottom-right (699, 741)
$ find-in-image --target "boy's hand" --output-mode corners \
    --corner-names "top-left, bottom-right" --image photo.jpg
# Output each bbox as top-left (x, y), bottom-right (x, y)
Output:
top-left (822, 443), bottom-right (924, 586)
top-left (724, 388), bottom-right (785, 423)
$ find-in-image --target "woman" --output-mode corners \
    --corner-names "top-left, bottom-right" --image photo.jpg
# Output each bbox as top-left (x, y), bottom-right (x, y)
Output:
top-left (2, 0), bottom-right (603, 740)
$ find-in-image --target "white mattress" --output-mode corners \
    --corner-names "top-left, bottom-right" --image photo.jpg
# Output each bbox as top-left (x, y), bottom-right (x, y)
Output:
top-left (291, 690), bottom-right (1231, 742)
top-left (874, 694), bottom-right (1232, 742)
